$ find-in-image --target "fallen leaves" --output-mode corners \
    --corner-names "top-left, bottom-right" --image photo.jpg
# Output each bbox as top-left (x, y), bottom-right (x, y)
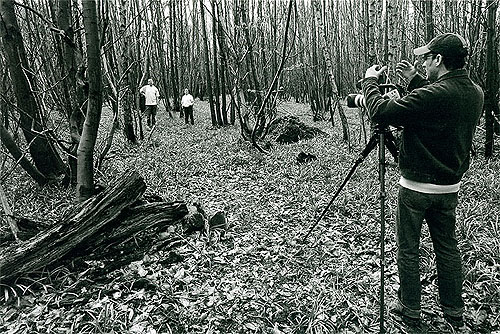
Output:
top-left (1, 101), bottom-right (499, 333)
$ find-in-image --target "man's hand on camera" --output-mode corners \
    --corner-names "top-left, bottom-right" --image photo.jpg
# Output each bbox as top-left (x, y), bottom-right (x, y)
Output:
top-left (365, 65), bottom-right (387, 79)
top-left (396, 60), bottom-right (418, 81)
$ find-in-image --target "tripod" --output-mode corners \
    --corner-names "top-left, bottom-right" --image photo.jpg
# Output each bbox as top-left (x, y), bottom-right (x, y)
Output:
top-left (302, 125), bottom-right (399, 333)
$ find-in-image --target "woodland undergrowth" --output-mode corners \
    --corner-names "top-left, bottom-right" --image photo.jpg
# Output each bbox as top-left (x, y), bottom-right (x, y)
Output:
top-left (0, 100), bottom-right (499, 334)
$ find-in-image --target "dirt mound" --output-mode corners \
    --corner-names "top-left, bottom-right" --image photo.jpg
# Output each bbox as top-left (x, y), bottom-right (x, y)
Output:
top-left (270, 116), bottom-right (327, 144)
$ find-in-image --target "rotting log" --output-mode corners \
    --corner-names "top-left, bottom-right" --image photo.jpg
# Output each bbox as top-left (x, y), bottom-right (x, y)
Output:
top-left (0, 170), bottom-right (147, 284)
top-left (0, 216), bottom-right (44, 245)
top-left (85, 201), bottom-right (188, 253)
top-left (70, 201), bottom-right (189, 281)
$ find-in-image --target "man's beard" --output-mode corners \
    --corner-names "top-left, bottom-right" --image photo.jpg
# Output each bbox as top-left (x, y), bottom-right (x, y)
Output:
top-left (426, 70), bottom-right (438, 82)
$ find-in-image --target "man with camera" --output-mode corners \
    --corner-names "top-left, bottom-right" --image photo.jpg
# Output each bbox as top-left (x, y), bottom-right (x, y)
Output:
top-left (361, 33), bottom-right (484, 329)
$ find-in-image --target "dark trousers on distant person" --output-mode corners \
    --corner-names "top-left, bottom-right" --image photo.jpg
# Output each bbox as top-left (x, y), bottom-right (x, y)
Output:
top-left (145, 105), bottom-right (157, 127)
top-left (396, 186), bottom-right (464, 319)
top-left (183, 105), bottom-right (194, 125)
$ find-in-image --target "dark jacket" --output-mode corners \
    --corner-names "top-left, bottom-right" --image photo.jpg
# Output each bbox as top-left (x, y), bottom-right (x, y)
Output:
top-left (362, 69), bottom-right (483, 185)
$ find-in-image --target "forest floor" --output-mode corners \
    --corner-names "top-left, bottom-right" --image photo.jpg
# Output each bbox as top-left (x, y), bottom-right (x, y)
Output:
top-left (1, 100), bottom-right (499, 334)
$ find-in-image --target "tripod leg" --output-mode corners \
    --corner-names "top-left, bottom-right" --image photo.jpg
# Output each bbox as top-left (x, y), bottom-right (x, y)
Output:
top-left (301, 133), bottom-right (379, 243)
top-left (379, 132), bottom-right (387, 333)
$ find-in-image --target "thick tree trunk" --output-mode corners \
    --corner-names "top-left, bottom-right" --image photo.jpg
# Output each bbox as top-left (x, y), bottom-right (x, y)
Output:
top-left (0, 0), bottom-right (65, 178)
top-left (0, 123), bottom-right (47, 186)
top-left (77, 0), bottom-right (103, 202)
top-left (56, 0), bottom-right (84, 187)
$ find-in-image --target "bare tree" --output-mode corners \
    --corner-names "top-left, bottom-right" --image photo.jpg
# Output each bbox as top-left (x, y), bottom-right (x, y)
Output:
top-left (0, 122), bottom-right (47, 185)
top-left (250, 0), bottom-right (295, 152)
top-left (169, 0), bottom-right (181, 116)
top-left (216, 1), bottom-right (229, 125)
top-left (211, 0), bottom-right (223, 125)
top-left (422, 0), bottom-right (435, 40)
top-left (199, 0), bottom-right (217, 126)
top-left (76, 0), bottom-right (103, 202)
top-left (484, 0), bottom-right (499, 158)
top-left (120, 0), bottom-right (137, 143)
top-left (0, 0), bottom-right (65, 180)
top-left (312, 0), bottom-right (350, 144)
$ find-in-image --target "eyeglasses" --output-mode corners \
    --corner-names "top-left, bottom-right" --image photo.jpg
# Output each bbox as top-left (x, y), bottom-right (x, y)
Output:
top-left (421, 53), bottom-right (437, 62)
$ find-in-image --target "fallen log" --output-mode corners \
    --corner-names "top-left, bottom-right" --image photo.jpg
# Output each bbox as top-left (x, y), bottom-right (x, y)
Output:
top-left (0, 170), bottom-right (148, 284)
top-left (70, 201), bottom-right (189, 281)
top-left (0, 216), bottom-right (45, 245)
top-left (84, 200), bottom-right (188, 254)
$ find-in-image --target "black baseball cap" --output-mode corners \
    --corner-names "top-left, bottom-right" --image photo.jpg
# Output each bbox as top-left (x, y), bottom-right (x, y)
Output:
top-left (414, 33), bottom-right (468, 57)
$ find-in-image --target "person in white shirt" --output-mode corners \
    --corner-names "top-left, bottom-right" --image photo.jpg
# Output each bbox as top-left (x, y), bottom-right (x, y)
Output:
top-left (181, 88), bottom-right (195, 125)
top-left (139, 79), bottom-right (160, 127)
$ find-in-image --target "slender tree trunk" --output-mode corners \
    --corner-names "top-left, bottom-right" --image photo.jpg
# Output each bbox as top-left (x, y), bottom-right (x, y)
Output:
top-left (134, 0), bottom-right (143, 139)
top-left (211, 0), bottom-right (222, 125)
top-left (258, 0), bottom-right (268, 89)
top-left (423, 0), bottom-right (434, 40)
top-left (169, 0), bottom-right (181, 115)
top-left (241, 0), bottom-right (261, 99)
top-left (199, 0), bottom-right (216, 126)
top-left (0, 0), bottom-right (65, 179)
top-left (155, 0), bottom-right (173, 118)
top-left (0, 181), bottom-right (19, 241)
top-left (312, 0), bottom-right (350, 145)
top-left (272, 1), bottom-right (278, 79)
top-left (368, 0), bottom-right (376, 64)
top-left (120, 0), bottom-right (137, 143)
top-left (484, 0), bottom-right (499, 158)
top-left (77, 0), bottom-right (103, 202)
top-left (216, 1), bottom-right (228, 125)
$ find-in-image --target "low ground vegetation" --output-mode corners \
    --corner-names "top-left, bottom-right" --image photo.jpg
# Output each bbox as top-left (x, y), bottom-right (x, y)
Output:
top-left (0, 101), bottom-right (499, 333)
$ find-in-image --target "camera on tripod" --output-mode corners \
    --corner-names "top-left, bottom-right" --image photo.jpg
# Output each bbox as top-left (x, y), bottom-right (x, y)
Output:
top-left (347, 83), bottom-right (402, 109)
top-left (346, 72), bottom-right (405, 109)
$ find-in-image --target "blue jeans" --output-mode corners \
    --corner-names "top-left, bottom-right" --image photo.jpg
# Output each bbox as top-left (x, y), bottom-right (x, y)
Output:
top-left (396, 186), bottom-right (464, 318)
